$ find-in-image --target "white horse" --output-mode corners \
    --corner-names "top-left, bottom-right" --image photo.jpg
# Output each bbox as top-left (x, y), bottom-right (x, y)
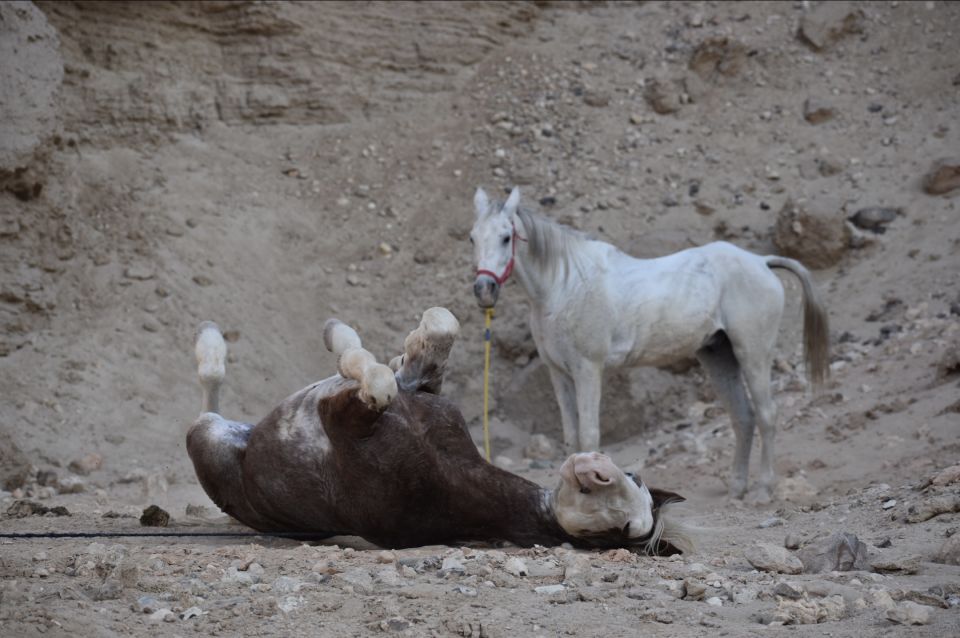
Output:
top-left (470, 187), bottom-right (829, 499)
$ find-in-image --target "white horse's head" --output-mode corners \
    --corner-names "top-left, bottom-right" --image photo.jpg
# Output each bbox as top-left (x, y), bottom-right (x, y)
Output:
top-left (554, 452), bottom-right (689, 553)
top-left (470, 186), bottom-right (521, 308)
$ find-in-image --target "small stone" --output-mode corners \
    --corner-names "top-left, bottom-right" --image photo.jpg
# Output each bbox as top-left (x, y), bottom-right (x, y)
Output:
top-left (803, 98), bottom-right (836, 124)
top-left (377, 550), bottom-right (396, 564)
top-left (905, 493), bottom-right (960, 523)
top-left (684, 581), bottom-right (707, 600)
top-left (180, 606), bottom-right (204, 620)
top-left (139, 505), bottom-right (170, 527)
top-left (455, 585), bottom-right (478, 597)
top-left (148, 609), bottom-right (176, 624)
top-left (871, 555), bottom-right (921, 575)
top-left (504, 557), bottom-right (528, 577)
top-left (923, 157), bottom-right (960, 195)
top-left (759, 517), bottom-right (785, 529)
top-left (935, 534), bottom-right (960, 566)
top-left (68, 453), bottom-right (103, 476)
top-left (882, 499), bottom-right (897, 510)
top-left (798, 532), bottom-right (870, 573)
top-left (192, 275), bottom-right (213, 287)
top-left (798, 4), bottom-right (865, 51)
top-left (773, 581), bottom-right (805, 600)
top-left (377, 242), bottom-right (392, 256)
top-left (123, 266), bottom-right (155, 281)
top-left (849, 207), bottom-right (900, 233)
top-left (535, 584), bottom-right (565, 595)
top-left (57, 476), bottom-right (86, 494)
top-left (706, 596), bottom-right (723, 607)
top-left (134, 596), bottom-right (160, 614)
top-left (744, 542), bottom-right (803, 574)
top-left (930, 464), bottom-right (960, 487)
top-left (886, 600), bottom-right (932, 625)
top-left (440, 555), bottom-right (465, 574)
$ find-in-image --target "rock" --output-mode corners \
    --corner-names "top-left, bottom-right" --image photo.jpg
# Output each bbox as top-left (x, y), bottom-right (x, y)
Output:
top-left (770, 595), bottom-right (846, 625)
top-left (139, 504), bottom-right (170, 527)
top-left (582, 90), bottom-right (610, 107)
top-left (535, 584), bottom-right (565, 595)
top-left (644, 78), bottom-right (682, 115)
top-left (134, 595), bottom-right (161, 614)
top-left (503, 557), bottom-right (528, 577)
top-left (744, 542), bottom-right (803, 574)
top-left (6, 499), bottom-right (70, 517)
top-left (773, 581), bottom-right (805, 600)
top-left (148, 609), bottom-right (176, 624)
top-left (759, 517), bottom-right (785, 529)
top-left (523, 434), bottom-right (556, 460)
top-left (272, 576), bottom-right (302, 594)
top-left (803, 98), bottom-right (836, 124)
top-left (930, 464), bottom-right (960, 487)
top-left (886, 600), bottom-right (932, 625)
top-left (68, 452), bottom-right (103, 476)
top-left (222, 562), bottom-right (265, 585)
top-left (922, 158), bottom-right (960, 195)
top-left (774, 476), bottom-right (818, 504)
top-left (57, 475), bottom-right (86, 494)
top-left (797, 532), bottom-right (870, 573)
top-left (454, 584), bottom-right (478, 597)
top-left (689, 37), bottom-right (747, 80)
top-left (849, 207), bottom-right (900, 234)
top-left (440, 555), bottom-right (465, 575)
top-left (705, 596), bottom-right (723, 607)
top-left (935, 534), bottom-right (960, 566)
top-left (784, 534), bottom-right (802, 550)
top-left (871, 555), bottom-right (921, 575)
top-left (684, 581), bottom-right (707, 601)
top-left (936, 347), bottom-right (960, 381)
top-left (905, 493), bottom-right (960, 523)
top-left (773, 197), bottom-right (850, 269)
top-left (180, 606), bottom-right (204, 620)
top-left (797, 3), bottom-right (866, 51)
top-left (122, 266), bottom-right (156, 281)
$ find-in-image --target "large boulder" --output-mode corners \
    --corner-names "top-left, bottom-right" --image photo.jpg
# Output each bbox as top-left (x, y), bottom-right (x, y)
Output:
top-left (773, 197), bottom-right (851, 269)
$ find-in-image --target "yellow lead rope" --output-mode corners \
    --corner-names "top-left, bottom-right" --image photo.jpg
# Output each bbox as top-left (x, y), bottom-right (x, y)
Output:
top-left (482, 307), bottom-right (494, 461)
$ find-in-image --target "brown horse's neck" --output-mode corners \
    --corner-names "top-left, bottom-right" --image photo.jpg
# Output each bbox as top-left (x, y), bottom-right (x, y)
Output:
top-left (445, 459), bottom-right (574, 547)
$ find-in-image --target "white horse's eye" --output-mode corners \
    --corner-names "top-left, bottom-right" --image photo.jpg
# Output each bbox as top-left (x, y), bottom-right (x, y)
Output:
top-left (502, 235), bottom-right (511, 245)
top-left (469, 236), bottom-right (474, 244)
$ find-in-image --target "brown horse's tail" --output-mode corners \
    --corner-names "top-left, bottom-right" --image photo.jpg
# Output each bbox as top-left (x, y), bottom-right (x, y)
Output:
top-left (766, 256), bottom-right (830, 389)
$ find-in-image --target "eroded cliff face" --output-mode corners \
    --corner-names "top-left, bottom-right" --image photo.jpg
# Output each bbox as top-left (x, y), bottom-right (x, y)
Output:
top-left (35, 1), bottom-right (537, 142)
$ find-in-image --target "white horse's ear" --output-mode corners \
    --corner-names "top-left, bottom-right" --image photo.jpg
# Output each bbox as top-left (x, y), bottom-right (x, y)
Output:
top-left (502, 186), bottom-right (521, 216)
top-left (474, 187), bottom-right (490, 219)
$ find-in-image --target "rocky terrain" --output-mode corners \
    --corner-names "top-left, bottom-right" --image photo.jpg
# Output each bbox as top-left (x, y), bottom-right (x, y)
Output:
top-left (1, 1), bottom-right (958, 636)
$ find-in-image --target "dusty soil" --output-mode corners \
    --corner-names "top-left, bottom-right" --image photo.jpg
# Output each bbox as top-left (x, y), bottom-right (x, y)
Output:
top-left (1, 1), bottom-right (959, 636)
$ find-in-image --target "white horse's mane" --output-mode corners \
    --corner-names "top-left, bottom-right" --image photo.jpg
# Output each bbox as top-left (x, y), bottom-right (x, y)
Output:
top-left (515, 207), bottom-right (596, 283)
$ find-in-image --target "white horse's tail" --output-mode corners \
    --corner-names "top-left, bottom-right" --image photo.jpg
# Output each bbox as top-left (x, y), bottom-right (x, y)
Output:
top-left (195, 322), bottom-right (227, 414)
top-left (766, 256), bottom-right (830, 388)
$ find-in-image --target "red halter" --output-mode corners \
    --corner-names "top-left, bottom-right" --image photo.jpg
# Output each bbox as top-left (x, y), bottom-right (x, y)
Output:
top-left (475, 223), bottom-right (526, 285)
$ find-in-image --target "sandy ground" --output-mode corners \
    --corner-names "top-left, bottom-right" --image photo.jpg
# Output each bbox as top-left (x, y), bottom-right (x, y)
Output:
top-left (1, 1), bottom-right (959, 636)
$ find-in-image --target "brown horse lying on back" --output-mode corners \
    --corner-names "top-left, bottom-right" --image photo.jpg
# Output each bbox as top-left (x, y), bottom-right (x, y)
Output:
top-left (186, 307), bottom-right (691, 554)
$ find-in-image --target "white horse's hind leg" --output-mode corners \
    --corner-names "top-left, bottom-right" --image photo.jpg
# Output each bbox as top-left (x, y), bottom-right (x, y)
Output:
top-left (323, 319), bottom-right (397, 410)
top-left (393, 307), bottom-right (460, 394)
top-left (740, 358), bottom-right (778, 498)
top-left (696, 333), bottom-right (755, 499)
top-left (196, 322), bottom-right (226, 414)
top-left (546, 364), bottom-right (579, 454)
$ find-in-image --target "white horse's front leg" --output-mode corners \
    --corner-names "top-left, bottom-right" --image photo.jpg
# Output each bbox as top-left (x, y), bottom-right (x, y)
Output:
top-left (546, 364), bottom-right (579, 455)
top-left (573, 363), bottom-right (603, 452)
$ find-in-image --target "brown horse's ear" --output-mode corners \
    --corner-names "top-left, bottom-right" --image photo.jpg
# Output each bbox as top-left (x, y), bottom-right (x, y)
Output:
top-left (649, 487), bottom-right (685, 509)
